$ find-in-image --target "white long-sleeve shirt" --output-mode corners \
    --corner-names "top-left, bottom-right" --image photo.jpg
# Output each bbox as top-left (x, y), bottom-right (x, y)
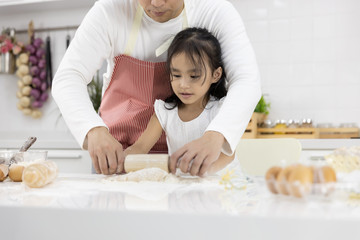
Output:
top-left (52, 0), bottom-right (262, 155)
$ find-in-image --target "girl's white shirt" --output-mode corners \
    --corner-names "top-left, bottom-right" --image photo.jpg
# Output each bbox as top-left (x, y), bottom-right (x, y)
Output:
top-left (154, 97), bottom-right (224, 155)
top-left (51, 0), bottom-right (261, 155)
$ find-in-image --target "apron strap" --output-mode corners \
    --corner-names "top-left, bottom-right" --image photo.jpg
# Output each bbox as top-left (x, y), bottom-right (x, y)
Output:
top-left (155, 7), bottom-right (188, 57)
top-left (124, 3), bottom-right (189, 57)
top-left (124, 4), bottom-right (144, 56)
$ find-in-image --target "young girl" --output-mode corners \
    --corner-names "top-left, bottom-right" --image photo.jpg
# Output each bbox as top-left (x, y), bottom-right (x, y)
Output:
top-left (125, 27), bottom-right (235, 176)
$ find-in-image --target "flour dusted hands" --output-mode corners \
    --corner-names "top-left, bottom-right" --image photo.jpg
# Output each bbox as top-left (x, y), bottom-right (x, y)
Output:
top-left (86, 127), bottom-right (125, 175)
top-left (169, 131), bottom-right (225, 176)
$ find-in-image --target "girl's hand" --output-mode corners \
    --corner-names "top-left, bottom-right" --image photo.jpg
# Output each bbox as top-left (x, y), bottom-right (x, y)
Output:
top-left (169, 131), bottom-right (224, 176)
top-left (85, 126), bottom-right (125, 175)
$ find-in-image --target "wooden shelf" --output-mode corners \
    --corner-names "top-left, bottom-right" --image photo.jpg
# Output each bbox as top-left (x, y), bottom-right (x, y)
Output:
top-left (257, 128), bottom-right (319, 139)
top-left (318, 127), bottom-right (359, 139)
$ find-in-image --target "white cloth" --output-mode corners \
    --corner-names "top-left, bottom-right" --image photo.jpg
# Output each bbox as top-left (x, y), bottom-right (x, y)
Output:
top-left (52, 0), bottom-right (262, 154)
top-left (154, 98), bottom-right (224, 155)
top-left (154, 97), bottom-right (242, 176)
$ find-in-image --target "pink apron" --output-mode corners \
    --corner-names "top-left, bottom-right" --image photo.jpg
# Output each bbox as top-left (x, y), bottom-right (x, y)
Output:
top-left (99, 4), bottom-right (187, 153)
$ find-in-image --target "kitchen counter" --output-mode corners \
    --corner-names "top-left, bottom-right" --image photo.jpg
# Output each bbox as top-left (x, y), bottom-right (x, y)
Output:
top-left (1, 173), bottom-right (360, 240)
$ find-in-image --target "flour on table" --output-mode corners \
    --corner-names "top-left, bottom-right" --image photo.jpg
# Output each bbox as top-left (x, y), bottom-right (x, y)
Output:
top-left (107, 168), bottom-right (170, 182)
top-left (105, 168), bottom-right (218, 184)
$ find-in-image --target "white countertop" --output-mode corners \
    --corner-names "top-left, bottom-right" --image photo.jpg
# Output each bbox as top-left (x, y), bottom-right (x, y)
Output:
top-left (1, 173), bottom-right (360, 240)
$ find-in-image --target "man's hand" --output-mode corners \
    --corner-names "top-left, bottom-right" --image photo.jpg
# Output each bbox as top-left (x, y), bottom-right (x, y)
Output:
top-left (85, 127), bottom-right (125, 175)
top-left (169, 131), bottom-right (225, 176)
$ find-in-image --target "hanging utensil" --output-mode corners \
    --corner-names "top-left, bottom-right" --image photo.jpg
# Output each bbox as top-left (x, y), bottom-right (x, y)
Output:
top-left (45, 36), bottom-right (53, 89)
top-left (66, 34), bottom-right (71, 49)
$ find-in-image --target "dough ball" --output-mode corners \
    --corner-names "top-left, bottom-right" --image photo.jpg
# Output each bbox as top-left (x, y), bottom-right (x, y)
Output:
top-left (0, 164), bottom-right (9, 182)
top-left (317, 165), bottom-right (336, 183)
top-left (288, 165), bottom-right (313, 198)
top-left (9, 164), bottom-right (25, 182)
top-left (276, 165), bottom-right (295, 195)
top-left (111, 168), bottom-right (169, 182)
top-left (265, 166), bottom-right (282, 194)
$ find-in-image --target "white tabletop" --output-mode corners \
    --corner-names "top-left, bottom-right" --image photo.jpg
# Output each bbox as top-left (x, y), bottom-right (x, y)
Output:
top-left (1, 173), bottom-right (360, 240)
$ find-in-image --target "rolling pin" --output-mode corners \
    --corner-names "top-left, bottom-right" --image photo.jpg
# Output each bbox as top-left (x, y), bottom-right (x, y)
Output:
top-left (124, 154), bottom-right (169, 173)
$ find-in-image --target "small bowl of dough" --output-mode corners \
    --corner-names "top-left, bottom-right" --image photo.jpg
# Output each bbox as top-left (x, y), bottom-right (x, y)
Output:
top-left (0, 150), bottom-right (48, 182)
top-left (0, 150), bottom-right (48, 164)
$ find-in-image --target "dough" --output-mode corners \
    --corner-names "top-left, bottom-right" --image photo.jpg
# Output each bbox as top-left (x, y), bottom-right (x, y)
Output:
top-left (9, 164), bottom-right (25, 182)
top-left (0, 164), bottom-right (9, 182)
top-left (109, 168), bottom-right (169, 182)
top-left (106, 167), bottom-right (216, 184)
top-left (22, 160), bottom-right (58, 188)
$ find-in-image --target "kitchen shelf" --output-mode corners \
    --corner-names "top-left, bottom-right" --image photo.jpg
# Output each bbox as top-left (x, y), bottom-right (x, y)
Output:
top-left (256, 127), bottom-right (319, 139)
top-left (318, 127), bottom-right (359, 139)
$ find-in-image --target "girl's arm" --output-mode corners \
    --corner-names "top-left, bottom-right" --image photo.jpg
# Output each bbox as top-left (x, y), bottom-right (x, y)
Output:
top-left (207, 153), bottom-right (235, 175)
top-left (124, 113), bottom-right (164, 156)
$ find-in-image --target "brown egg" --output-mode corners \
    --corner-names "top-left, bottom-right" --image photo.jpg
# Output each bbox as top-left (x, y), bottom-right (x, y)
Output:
top-left (265, 166), bottom-right (283, 194)
top-left (276, 165), bottom-right (295, 195)
top-left (0, 164), bottom-right (9, 182)
top-left (9, 164), bottom-right (25, 182)
top-left (288, 165), bottom-right (313, 198)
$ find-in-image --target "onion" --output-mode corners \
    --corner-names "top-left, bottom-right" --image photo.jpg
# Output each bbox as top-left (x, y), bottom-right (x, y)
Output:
top-left (36, 48), bottom-right (45, 58)
top-left (33, 38), bottom-right (43, 48)
top-left (30, 88), bottom-right (41, 99)
top-left (31, 110), bottom-right (42, 119)
top-left (32, 77), bottom-right (41, 87)
top-left (30, 66), bottom-right (39, 76)
top-left (22, 108), bottom-right (32, 115)
top-left (38, 59), bottom-right (46, 69)
top-left (40, 82), bottom-right (47, 91)
top-left (22, 75), bottom-right (32, 85)
top-left (17, 80), bottom-right (24, 88)
top-left (26, 45), bottom-right (35, 54)
top-left (19, 53), bottom-right (29, 64)
top-left (32, 101), bottom-right (43, 108)
top-left (39, 70), bottom-right (46, 80)
top-left (18, 65), bottom-right (29, 75)
top-left (20, 97), bottom-right (31, 108)
top-left (16, 91), bottom-right (23, 99)
top-left (21, 86), bottom-right (32, 96)
top-left (39, 92), bottom-right (49, 102)
top-left (29, 55), bottom-right (38, 65)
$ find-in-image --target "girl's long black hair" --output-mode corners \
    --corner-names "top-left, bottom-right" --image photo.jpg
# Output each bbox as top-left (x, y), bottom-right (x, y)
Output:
top-left (165, 27), bottom-right (227, 109)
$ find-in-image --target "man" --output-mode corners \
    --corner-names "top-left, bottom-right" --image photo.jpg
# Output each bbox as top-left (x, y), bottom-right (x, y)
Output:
top-left (52, 0), bottom-right (261, 176)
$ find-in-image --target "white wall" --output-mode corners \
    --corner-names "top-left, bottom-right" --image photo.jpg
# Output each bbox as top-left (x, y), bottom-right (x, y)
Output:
top-left (0, 0), bottom-right (359, 148)
top-left (229, 0), bottom-right (360, 127)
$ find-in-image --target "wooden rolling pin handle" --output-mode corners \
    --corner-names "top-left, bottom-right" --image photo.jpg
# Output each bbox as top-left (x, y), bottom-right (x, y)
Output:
top-left (124, 154), bottom-right (169, 173)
